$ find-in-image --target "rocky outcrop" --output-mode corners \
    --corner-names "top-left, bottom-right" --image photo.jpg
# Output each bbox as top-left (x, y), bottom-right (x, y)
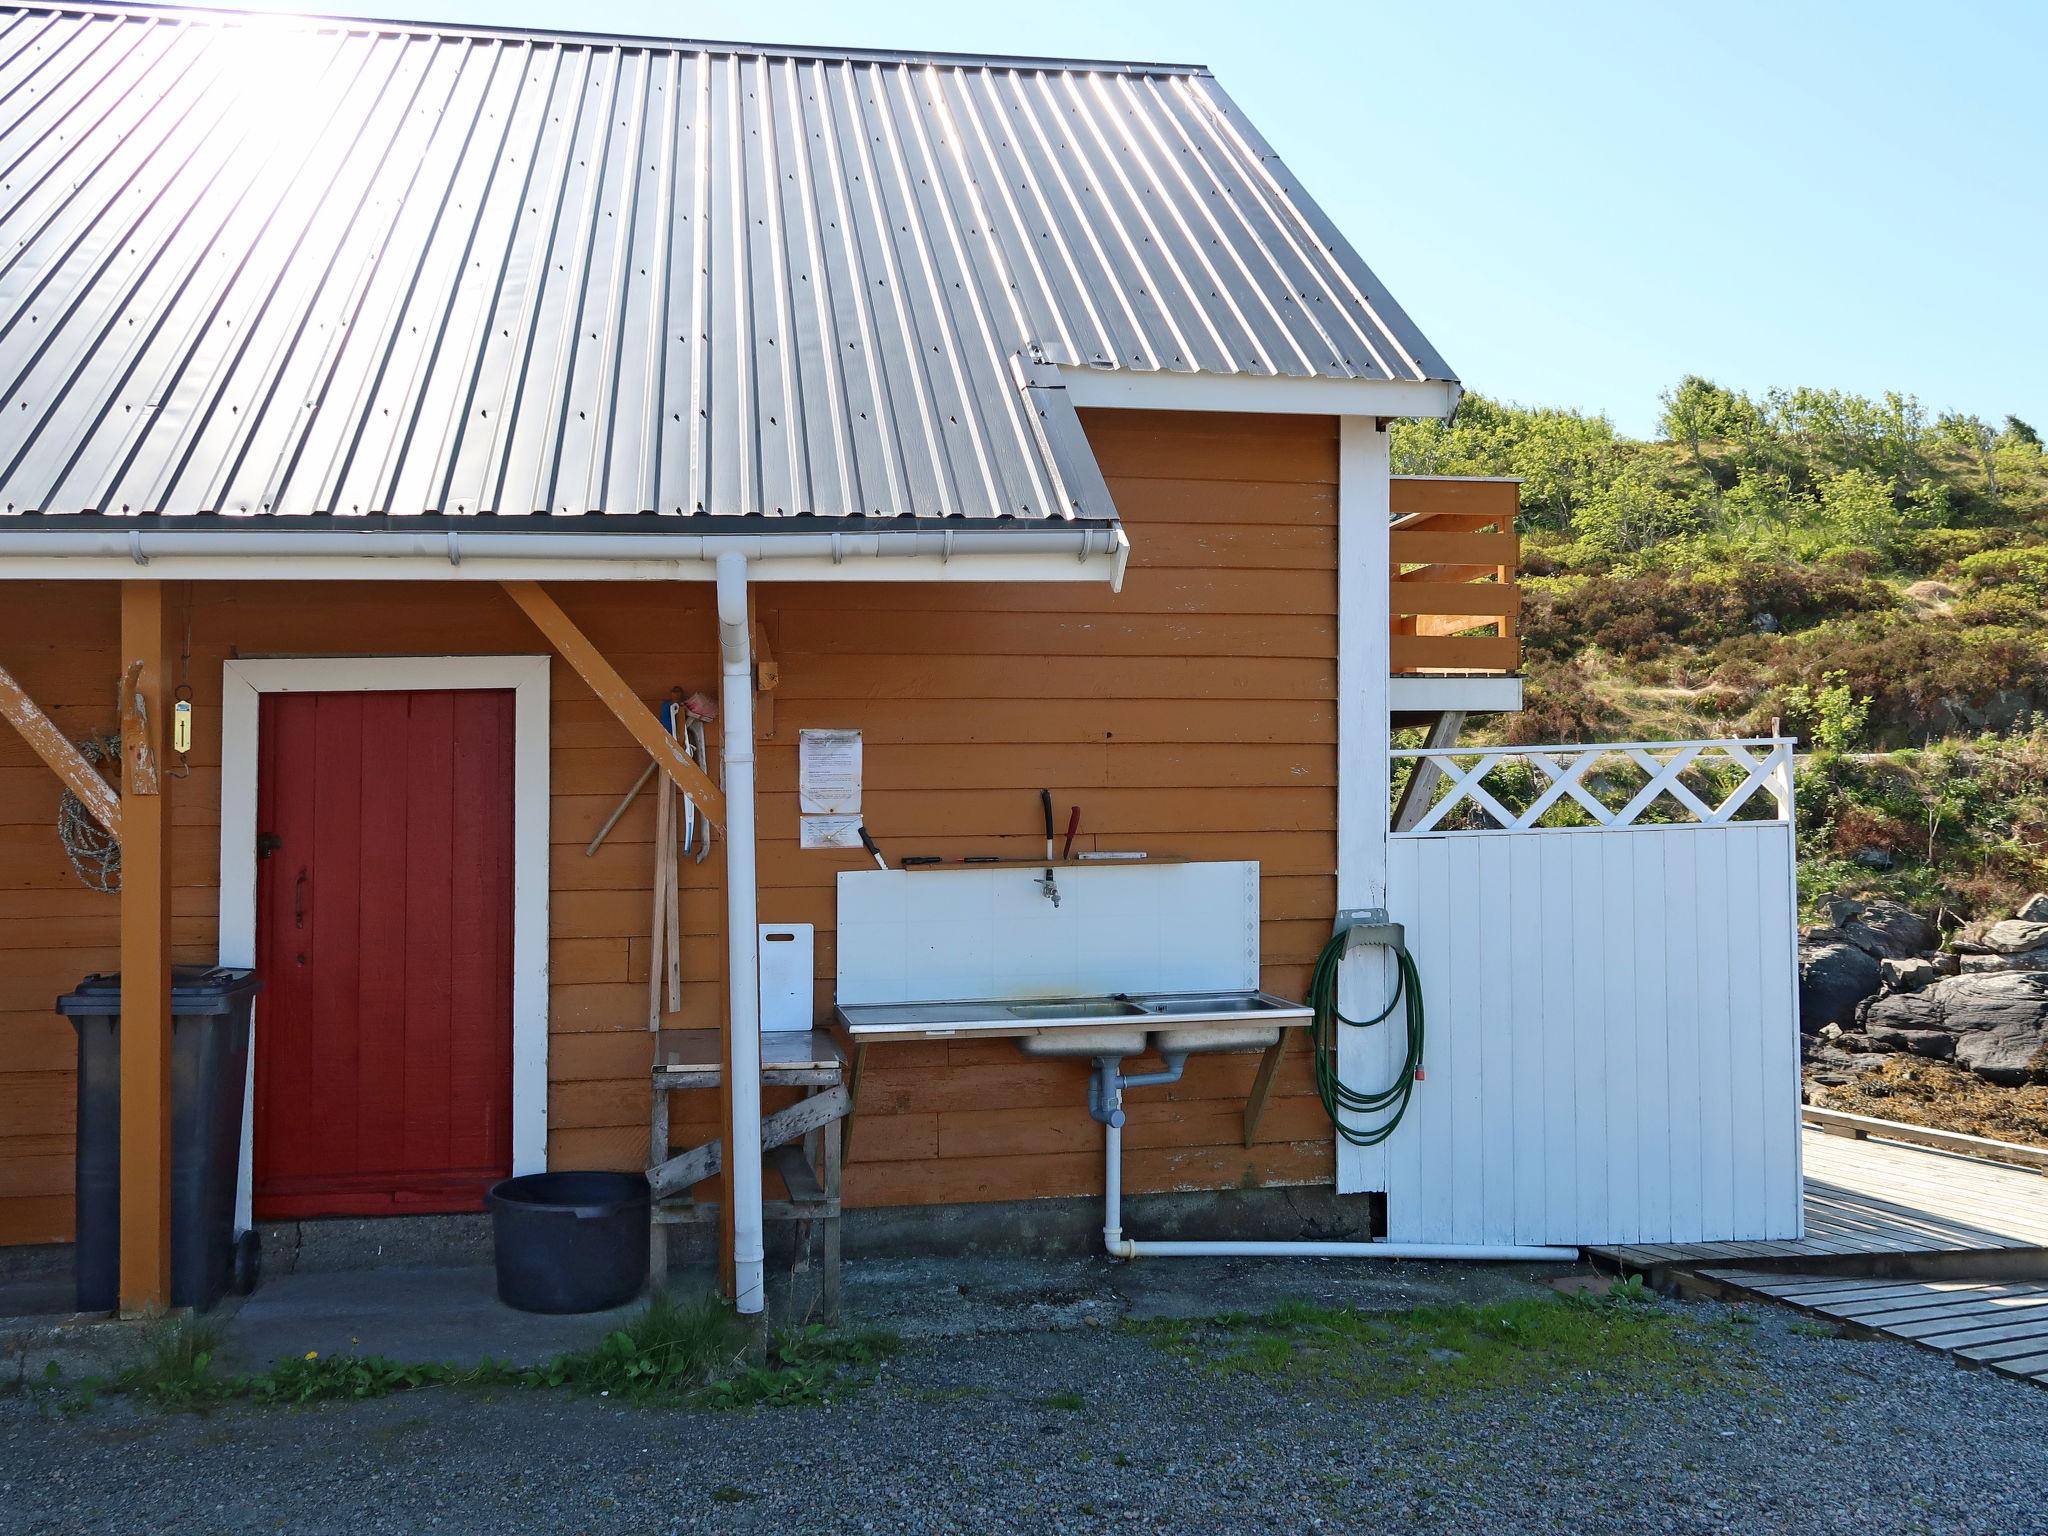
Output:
top-left (1879, 955), bottom-right (1948, 993)
top-left (1858, 973), bottom-right (2048, 1086)
top-left (1982, 919), bottom-right (2048, 955)
top-left (1799, 935), bottom-right (1883, 1033)
top-left (1826, 897), bottom-right (1941, 960)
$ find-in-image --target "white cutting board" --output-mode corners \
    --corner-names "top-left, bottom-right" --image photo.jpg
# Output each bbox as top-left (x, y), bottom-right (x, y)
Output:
top-left (758, 923), bottom-right (814, 1032)
top-left (834, 861), bottom-right (1259, 1006)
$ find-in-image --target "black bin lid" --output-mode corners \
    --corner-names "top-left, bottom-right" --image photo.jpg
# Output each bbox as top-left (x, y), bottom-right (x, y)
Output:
top-left (56, 965), bottom-right (263, 1017)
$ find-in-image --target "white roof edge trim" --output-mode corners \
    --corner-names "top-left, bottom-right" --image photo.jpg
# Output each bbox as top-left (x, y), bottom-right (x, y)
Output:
top-left (0, 525), bottom-right (1133, 589)
top-left (1055, 368), bottom-right (1463, 419)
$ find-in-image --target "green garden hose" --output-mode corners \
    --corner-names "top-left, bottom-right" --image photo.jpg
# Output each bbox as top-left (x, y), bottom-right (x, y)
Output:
top-left (1307, 926), bottom-right (1424, 1147)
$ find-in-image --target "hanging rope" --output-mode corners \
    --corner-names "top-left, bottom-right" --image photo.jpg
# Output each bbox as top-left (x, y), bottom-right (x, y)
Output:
top-left (58, 731), bottom-right (121, 893)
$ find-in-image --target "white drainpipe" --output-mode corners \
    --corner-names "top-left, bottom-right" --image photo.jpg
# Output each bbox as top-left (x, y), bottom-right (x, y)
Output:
top-left (1096, 1066), bottom-right (1575, 1264)
top-left (714, 553), bottom-right (765, 1314)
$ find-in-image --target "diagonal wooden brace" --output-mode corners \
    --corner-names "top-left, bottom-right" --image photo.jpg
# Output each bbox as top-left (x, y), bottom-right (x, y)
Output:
top-left (499, 580), bottom-right (726, 826)
top-left (0, 662), bottom-right (121, 839)
top-left (650, 1084), bottom-right (850, 1198)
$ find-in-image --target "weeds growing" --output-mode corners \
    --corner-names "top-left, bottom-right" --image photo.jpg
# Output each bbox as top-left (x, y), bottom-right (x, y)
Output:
top-left (1129, 1289), bottom-right (1752, 1401)
top-left (40, 1294), bottom-right (898, 1416)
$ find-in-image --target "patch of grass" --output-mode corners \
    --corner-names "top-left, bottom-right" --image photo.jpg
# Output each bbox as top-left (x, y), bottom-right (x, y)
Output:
top-left (1130, 1292), bottom-right (1753, 1401)
top-left (117, 1315), bottom-right (229, 1408)
top-left (703, 1322), bottom-right (898, 1410)
top-left (52, 1293), bottom-right (897, 1416)
top-left (1606, 1274), bottom-right (1656, 1305)
top-left (1037, 1389), bottom-right (1086, 1411)
top-left (505, 1291), bottom-right (746, 1400)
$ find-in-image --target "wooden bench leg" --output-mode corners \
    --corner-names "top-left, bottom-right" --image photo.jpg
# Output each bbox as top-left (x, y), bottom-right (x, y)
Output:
top-left (649, 1081), bottom-right (670, 1290)
top-left (822, 1112), bottom-right (843, 1321)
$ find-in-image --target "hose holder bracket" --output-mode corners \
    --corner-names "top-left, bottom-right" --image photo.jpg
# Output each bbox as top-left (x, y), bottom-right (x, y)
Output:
top-left (1334, 908), bottom-right (1404, 954)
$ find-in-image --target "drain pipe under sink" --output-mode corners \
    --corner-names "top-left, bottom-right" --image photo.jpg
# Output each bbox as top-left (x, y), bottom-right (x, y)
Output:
top-left (1090, 1056), bottom-right (1576, 1264)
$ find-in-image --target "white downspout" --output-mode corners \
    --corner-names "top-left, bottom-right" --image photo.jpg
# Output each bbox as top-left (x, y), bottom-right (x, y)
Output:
top-left (715, 553), bottom-right (765, 1314)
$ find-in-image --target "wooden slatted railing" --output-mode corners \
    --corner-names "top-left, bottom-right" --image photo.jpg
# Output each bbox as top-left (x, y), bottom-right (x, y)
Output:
top-left (1389, 476), bottom-right (1520, 674)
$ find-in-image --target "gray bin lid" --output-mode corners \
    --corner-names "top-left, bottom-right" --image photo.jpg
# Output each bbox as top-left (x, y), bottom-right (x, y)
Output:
top-left (56, 965), bottom-right (262, 1017)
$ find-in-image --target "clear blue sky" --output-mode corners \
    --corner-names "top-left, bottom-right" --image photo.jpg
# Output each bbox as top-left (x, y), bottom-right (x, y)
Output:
top-left (226, 0), bottom-right (2046, 437)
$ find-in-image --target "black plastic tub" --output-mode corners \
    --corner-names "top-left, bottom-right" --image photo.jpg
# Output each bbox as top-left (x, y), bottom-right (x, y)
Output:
top-left (485, 1171), bottom-right (650, 1314)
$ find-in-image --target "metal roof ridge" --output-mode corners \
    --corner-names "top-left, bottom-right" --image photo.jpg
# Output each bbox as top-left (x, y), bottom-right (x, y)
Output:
top-left (19, 1), bottom-right (1214, 75)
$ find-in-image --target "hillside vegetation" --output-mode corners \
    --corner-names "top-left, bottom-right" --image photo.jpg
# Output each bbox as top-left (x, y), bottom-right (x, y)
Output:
top-left (1391, 381), bottom-right (2048, 924)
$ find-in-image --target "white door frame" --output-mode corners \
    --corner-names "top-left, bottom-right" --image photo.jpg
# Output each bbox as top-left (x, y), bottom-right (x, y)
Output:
top-left (219, 654), bottom-right (551, 1231)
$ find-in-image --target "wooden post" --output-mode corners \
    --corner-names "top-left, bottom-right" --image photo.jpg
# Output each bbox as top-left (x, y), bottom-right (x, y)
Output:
top-left (118, 582), bottom-right (174, 1314)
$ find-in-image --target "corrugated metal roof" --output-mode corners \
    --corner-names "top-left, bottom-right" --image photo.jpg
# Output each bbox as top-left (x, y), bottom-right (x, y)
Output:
top-left (0, 3), bottom-right (1455, 521)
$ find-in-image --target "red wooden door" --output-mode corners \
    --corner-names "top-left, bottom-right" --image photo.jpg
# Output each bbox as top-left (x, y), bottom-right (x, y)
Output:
top-left (253, 688), bottom-right (515, 1218)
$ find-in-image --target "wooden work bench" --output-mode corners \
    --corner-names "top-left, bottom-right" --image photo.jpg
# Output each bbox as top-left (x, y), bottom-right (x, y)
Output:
top-left (648, 1028), bottom-right (850, 1317)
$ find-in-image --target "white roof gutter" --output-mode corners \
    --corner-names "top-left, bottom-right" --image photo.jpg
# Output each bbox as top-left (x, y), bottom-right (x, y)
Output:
top-left (0, 524), bottom-right (1132, 589)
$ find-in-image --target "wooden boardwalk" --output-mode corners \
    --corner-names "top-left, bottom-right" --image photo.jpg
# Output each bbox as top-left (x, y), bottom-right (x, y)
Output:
top-left (1589, 1118), bottom-right (2048, 1384)
top-left (1703, 1270), bottom-right (2048, 1386)
top-left (1589, 1124), bottom-right (2048, 1271)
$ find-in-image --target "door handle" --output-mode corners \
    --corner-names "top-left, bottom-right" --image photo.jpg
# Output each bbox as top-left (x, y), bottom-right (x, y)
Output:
top-left (294, 866), bottom-right (308, 929)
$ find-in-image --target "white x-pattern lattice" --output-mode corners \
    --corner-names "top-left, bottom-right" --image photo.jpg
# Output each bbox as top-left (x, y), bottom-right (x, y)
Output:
top-left (1391, 738), bottom-right (1794, 836)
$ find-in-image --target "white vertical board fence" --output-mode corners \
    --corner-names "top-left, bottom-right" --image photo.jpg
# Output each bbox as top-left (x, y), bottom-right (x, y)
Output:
top-left (1382, 820), bottom-right (1802, 1246)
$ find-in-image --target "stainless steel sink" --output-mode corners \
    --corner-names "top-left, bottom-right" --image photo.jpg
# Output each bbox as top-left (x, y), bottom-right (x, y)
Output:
top-left (838, 989), bottom-right (1311, 1041)
top-left (1007, 999), bottom-right (1148, 1021)
top-left (1135, 992), bottom-right (1290, 1016)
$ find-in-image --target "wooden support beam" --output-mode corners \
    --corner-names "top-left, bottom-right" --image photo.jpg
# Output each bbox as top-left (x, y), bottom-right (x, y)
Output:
top-left (118, 582), bottom-right (174, 1314)
top-left (499, 580), bottom-right (726, 825)
top-left (1242, 1032), bottom-right (1288, 1148)
top-left (0, 662), bottom-right (122, 839)
top-left (649, 1086), bottom-right (852, 1199)
top-left (1392, 710), bottom-right (1467, 834)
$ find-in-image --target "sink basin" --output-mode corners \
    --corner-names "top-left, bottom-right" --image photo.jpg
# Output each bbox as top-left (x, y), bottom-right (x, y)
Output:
top-left (1006, 999), bottom-right (1148, 1021)
top-left (838, 990), bottom-right (1310, 1041)
top-left (1136, 992), bottom-right (1288, 1016)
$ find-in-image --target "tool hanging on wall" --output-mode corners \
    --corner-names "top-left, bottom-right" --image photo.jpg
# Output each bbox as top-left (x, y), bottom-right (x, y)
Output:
top-left (1034, 789), bottom-right (1061, 906)
top-left (857, 824), bottom-right (888, 870)
top-left (648, 692), bottom-right (684, 1029)
top-left (682, 709), bottom-right (711, 863)
top-left (590, 691), bottom-right (717, 859)
top-left (642, 690), bottom-right (719, 1030)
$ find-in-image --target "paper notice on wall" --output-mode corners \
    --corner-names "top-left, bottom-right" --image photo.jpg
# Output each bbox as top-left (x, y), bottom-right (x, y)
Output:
top-left (799, 729), bottom-right (862, 814)
top-left (800, 814), bottom-right (865, 850)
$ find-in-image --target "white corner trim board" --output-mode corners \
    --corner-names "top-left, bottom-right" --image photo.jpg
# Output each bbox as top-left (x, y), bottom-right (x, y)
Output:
top-left (1335, 416), bottom-right (1394, 1200)
top-left (217, 654), bottom-right (552, 1233)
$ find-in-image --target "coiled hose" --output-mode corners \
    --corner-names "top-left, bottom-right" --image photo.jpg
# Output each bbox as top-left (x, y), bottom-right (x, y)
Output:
top-left (1307, 927), bottom-right (1424, 1147)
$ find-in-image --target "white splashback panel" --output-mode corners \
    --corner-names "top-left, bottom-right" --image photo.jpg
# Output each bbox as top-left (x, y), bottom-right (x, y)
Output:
top-left (836, 861), bottom-right (1259, 1006)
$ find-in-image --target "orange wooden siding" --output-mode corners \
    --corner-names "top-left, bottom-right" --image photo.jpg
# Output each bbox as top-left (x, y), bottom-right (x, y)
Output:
top-left (1389, 476), bottom-right (1520, 674)
top-left (0, 408), bottom-right (1348, 1243)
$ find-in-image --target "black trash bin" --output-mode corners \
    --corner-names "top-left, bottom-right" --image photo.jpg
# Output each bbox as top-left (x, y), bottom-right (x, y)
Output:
top-left (58, 966), bottom-right (262, 1314)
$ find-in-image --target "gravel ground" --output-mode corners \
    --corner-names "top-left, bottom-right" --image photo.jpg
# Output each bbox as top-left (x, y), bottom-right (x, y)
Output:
top-left (3, 1286), bottom-right (2045, 1535)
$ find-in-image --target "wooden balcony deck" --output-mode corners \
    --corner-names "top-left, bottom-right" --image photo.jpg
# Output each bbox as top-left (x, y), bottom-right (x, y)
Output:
top-left (1390, 476), bottom-right (1520, 676)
